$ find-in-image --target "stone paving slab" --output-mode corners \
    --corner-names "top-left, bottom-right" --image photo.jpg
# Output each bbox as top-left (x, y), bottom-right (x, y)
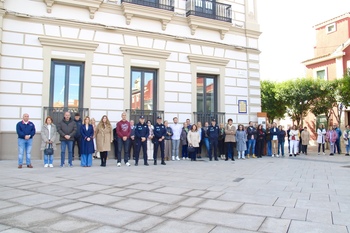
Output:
top-left (146, 219), bottom-right (215, 233)
top-left (288, 220), bottom-right (348, 233)
top-left (258, 217), bottom-right (291, 233)
top-left (67, 205), bottom-right (144, 228)
top-left (236, 203), bottom-right (285, 218)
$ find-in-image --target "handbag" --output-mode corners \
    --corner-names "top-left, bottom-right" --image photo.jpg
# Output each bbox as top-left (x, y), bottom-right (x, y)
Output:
top-left (44, 143), bottom-right (54, 155)
top-left (188, 145), bottom-right (196, 153)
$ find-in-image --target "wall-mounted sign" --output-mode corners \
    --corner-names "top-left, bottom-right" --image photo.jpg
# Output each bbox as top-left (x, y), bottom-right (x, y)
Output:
top-left (238, 100), bottom-right (247, 113)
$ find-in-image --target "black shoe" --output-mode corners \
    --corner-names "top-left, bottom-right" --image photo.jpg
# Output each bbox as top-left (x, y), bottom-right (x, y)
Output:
top-left (154, 160), bottom-right (157, 165)
top-left (294, 154), bottom-right (296, 157)
top-left (135, 162), bottom-right (138, 166)
top-left (330, 153), bottom-right (334, 156)
top-left (346, 154), bottom-right (349, 156)
top-left (144, 162), bottom-right (149, 166)
top-left (161, 161), bottom-right (166, 165)
top-left (289, 154), bottom-right (292, 157)
top-left (232, 157), bottom-right (236, 160)
top-left (215, 158), bottom-right (219, 161)
top-left (209, 158), bottom-right (212, 161)
top-left (225, 158), bottom-right (228, 161)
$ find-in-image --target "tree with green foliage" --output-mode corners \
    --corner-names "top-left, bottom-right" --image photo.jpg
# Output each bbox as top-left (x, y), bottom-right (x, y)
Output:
top-left (260, 80), bottom-right (286, 123)
top-left (276, 78), bottom-right (321, 126)
top-left (310, 79), bottom-right (340, 127)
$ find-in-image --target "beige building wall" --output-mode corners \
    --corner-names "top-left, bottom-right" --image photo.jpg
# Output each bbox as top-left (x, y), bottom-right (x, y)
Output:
top-left (0, 0), bottom-right (261, 159)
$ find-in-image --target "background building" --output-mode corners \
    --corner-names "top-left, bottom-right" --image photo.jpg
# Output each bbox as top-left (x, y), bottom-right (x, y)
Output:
top-left (0, 0), bottom-right (261, 159)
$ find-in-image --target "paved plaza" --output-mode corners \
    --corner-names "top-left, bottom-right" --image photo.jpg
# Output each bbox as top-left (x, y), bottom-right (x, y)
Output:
top-left (1, 148), bottom-right (350, 233)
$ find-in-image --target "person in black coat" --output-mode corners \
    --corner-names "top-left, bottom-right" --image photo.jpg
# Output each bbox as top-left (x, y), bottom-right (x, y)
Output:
top-left (153, 116), bottom-right (167, 165)
top-left (256, 124), bottom-right (266, 158)
top-left (135, 116), bottom-right (150, 166)
top-left (73, 113), bottom-right (82, 160)
top-left (207, 118), bottom-right (219, 161)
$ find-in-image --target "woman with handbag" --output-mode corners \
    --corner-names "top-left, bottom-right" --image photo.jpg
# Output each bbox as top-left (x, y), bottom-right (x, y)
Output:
top-left (187, 124), bottom-right (200, 161)
top-left (80, 116), bottom-right (95, 167)
top-left (95, 115), bottom-right (113, 167)
top-left (41, 116), bottom-right (57, 168)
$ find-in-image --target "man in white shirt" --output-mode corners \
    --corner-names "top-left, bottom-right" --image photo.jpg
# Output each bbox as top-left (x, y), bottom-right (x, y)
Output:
top-left (170, 117), bottom-right (182, 161)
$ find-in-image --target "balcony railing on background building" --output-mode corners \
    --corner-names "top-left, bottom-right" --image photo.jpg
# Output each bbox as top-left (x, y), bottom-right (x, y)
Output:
top-left (186, 0), bottom-right (232, 22)
top-left (126, 109), bottom-right (164, 124)
top-left (194, 112), bottom-right (226, 125)
top-left (43, 107), bottom-right (89, 125)
top-left (121, 0), bottom-right (174, 11)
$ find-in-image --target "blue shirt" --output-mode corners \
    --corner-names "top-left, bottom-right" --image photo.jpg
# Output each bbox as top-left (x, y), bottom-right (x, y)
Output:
top-left (16, 121), bottom-right (36, 139)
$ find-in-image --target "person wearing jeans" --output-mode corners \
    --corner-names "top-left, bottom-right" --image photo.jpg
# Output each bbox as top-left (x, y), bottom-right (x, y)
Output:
top-left (16, 113), bottom-right (36, 168)
top-left (57, 111), bottom-right (77, 167)
top-left (247, 121), bottom-right (257, 158)
top-left (116, 112), bottom-right (131, 167)
top-left (277, 125), bottom-right (286, 157)
top-left (170, 117), bottom-right (182, 161)
top-left (41, 116), bottom-right (57, 167)
top-left (344, 125), bottom-right (350, 156)
top-left (202, 122), bottom-right (211, 159)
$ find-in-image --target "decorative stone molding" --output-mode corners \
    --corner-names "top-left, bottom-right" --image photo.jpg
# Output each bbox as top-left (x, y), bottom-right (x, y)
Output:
top-left (121, 2), bottom-right (173, 31)
top-left (39, 36), bottom-right (99, 51)
top-left (188, 55), bottom-right (229, 66)
top-left (43, 0), bottom-right (103, 19)
top-left (187, 15), bottom-right (232, 40)
top-left (120, 46), bottom-right (170, 59)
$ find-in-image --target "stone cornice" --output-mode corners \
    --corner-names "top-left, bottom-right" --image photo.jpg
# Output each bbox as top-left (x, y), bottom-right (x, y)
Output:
top-left (5, 12), bottom-right (260, 53)
top-left (186, 15), bottom-right (232, 40)
top-left (39, 36), bottom-right (99, 51)
top-left (43, 0), bottom-right (104, 19)
top-left (120, 46), bottom-right (171, 59)
top-left (188, 55), bottom-right (229, 66)
top-left (121, 2), bottom-right (173, 30)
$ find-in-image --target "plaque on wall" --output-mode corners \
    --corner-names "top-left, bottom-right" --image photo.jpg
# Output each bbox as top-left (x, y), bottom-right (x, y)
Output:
top-left (238, 100), bottom-right (247, 113)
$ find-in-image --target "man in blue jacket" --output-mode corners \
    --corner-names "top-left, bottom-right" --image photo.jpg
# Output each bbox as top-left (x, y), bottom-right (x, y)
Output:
top-left (16, 113), bottom-right (36, 168)
top-left (333, 123), bottom-right (342, 154)
top-left (153, 116), bottom-right (167, 165)
top-left (135, 115), bottom-right (149, 166)
top-left (208, 118), bottom-right (219, 161)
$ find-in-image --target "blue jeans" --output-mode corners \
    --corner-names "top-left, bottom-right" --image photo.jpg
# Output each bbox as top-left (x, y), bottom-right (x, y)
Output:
top-left (81, 154), bottom-right (92, 166)
top-left (267, 140), bottom-right (272, 156)
top-left (335, 139), bottom-right (341, 154)
top-left (182, 145), bottom-right (188, 158)
top-left (172, 139), bottom-right (180, 158)
top-left (18, 138), bottom-right (33, 165)
top-left (44, 153), bottom-right (54, 165)
top-left (61, 140), bottom-right (73, 166)
top-left (226, 142), bottom-right (233, 159)
top-left (278, 141), bottom-right (285, 156)
top-left (204, 138), bottom-right (210, 156)
top-left (117, 137), bottom-right (130, 163)
top-left (247, 139), bottom-right (256, 155)
top-left (346, 140), bottom-right (350, 154)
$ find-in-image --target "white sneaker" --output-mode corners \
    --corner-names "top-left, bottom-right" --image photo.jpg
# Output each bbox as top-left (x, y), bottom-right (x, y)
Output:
top-left (276, 154), bottom-right (279, 158)
top-left (176, 156), bottom-right (180, 161)
top-left (117, 162), bottom-right (121, 167)
top-left (126, 162), bottom-right (130, 167)
top-left (183, 157), bottom-right (186, 160)
top-left (323, 152), bottom-right (325, 155)
top-left (242, 157), bottom-right (245, 160)
top-left (172, 156), bottom-right (175, 161)
top-left (49, 164), bottom-right (53, 168)
top-left (272, 154), bottom-right (274, 157)
top-left (44, 164), bottom-right (48, 167)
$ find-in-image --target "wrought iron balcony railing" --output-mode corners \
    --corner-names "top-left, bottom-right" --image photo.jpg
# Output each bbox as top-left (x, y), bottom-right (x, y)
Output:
top-left (126, 109), bottom-right (164, 124)
top-left (186, 0), bottom-right (232, 23)
top-left (43, 107), bottom-right (89, 125)
top-left (121, 0), bottom-right (174, 11)
top-left (194, 112), bottom-right (226, 125)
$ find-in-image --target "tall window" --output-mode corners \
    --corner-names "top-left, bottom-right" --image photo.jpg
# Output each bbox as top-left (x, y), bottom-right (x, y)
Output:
top-left (197, 75), bottom-right (217, 113)
top-left (131, 68), bottom-right (157, 111)
top-left (50, 60), bottom-right (84, 109)
top-left (316, 70), bottom-right (326, 80)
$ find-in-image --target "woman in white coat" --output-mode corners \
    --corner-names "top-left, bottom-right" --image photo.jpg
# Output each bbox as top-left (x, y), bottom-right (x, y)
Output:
top-left (317, 124), bottom-right (326, 155)
top-left (41, 116), bottom-right (57, 167)
top-left (289, 125), bottom-right (299, 157)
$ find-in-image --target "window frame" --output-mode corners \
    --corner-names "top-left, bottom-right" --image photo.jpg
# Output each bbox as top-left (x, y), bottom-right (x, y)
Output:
top-left (49, 60), bottom-right (85, 109)
top-left (130, 67), bottom-right (158, 111)
top-left (326, 23), bottom-right (336, 34)
top-left (196, 74), bottom-right (218, 113)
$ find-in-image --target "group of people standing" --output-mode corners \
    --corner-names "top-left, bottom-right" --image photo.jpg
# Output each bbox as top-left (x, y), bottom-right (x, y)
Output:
top-left (16, 112), bottom-right (350, 169)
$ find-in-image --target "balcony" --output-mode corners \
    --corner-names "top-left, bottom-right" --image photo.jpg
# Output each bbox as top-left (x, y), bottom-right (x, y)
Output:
top-left (126, 109), bottom-right (164, 124)
top-left (186, 0), bottom-right (232, 23)
top-left (185, 0), bottom-right (232, 39)
top-left (194, 112), bottom-right (226, 125)
top-left (43, 107), bottom-right (89, 125)
top-left (121, 0), bottom-right (174, 11)
top-left (121, 0), bottom-right (174, 30)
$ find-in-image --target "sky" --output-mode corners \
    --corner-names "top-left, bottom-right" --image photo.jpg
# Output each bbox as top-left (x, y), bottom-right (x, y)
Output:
top-left (257, 0), bottom-right (350, 81)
